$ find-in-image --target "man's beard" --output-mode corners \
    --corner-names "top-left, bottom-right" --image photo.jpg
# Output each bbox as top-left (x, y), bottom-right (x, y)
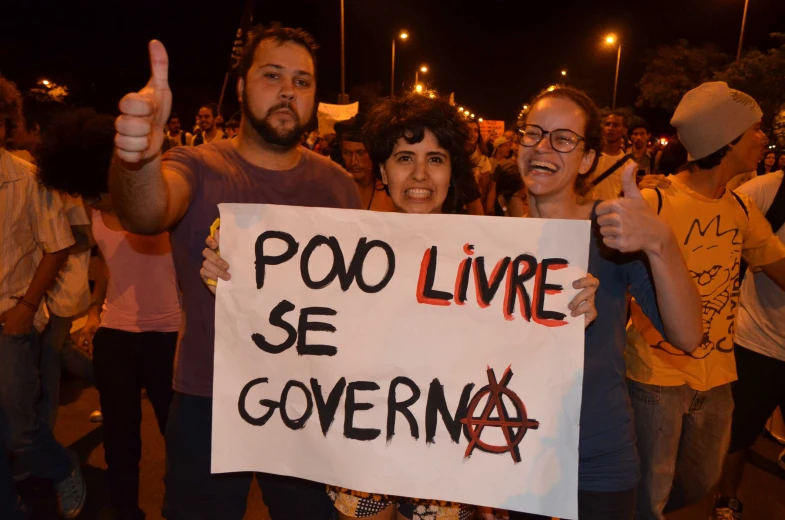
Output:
top-left (242, 91), bottom-right (308, 149)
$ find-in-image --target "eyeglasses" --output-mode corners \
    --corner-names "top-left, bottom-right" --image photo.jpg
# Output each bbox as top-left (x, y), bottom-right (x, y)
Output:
top-left (517, 124), bottom-right (585, 153)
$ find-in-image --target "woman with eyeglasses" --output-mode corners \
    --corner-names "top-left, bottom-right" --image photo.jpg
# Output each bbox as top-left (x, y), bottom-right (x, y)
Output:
top-left (498, 86), bottom-right (702, 520)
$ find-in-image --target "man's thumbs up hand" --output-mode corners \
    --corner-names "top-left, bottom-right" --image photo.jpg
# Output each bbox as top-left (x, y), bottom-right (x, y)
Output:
top-left (115, 40), bottom-right (172, 163)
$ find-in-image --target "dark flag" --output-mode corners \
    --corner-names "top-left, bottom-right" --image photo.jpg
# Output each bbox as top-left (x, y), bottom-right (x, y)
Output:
top-left (228, 0), bottom-right (254, 74)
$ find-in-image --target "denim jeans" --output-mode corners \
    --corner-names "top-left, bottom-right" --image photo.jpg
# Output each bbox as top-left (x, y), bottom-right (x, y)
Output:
top-left (39, 312), bottom-right (95, 429)
top-left (0, 328), bottom-right (72, 483)
top-left (627, 379), bottom-right (733, 520)
top-left (163, 392), bottom-right (334, 520)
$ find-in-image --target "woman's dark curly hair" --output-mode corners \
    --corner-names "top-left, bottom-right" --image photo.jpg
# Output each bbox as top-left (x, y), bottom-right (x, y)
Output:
top-left (363, 95), bottom-right (478, 214)
top-left (524, 86), bottom-right (603, 197)
top-left (36, 108), bottom-right (115, 200)
top-left (0, 76), bottom-right (23, 140)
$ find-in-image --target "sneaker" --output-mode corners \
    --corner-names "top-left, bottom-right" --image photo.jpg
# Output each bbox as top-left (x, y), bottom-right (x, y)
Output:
top-left (55, 457), bottom-right (86, 519)
top-left (778, 448), bottom-right (785, 472)
top-left (88, 410), bottom-right (103, 423)
top-left (713, 494), bottom-right (743, 520)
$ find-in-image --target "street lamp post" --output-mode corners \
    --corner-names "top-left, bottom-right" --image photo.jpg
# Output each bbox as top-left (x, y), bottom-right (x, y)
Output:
top-left (339, 0), bottom-right (348, 103)
top-left (415, 65), bottom-right (428, 86)
top-left (391, 31), bottom-right (409, 96)
top-left (737, 0), bottom-right (750, 61)
top-left (604, 34), bottom-right (622, 110)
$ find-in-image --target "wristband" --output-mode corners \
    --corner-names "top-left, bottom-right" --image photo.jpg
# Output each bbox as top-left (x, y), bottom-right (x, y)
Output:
top-left (12, 296), bottom-right (37, 312)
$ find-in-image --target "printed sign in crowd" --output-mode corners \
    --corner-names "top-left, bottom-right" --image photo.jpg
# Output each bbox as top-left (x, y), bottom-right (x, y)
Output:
top-left (211, 204), bottom-right (590, 519)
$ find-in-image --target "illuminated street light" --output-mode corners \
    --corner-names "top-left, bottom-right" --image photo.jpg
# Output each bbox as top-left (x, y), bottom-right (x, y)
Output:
top-left (603, 33), bottom-right (622, 110)
top-left (415, 65), bottom-right (429, 85)
top-left (428, 92), bottom-right (436, 99)
top-left (561, 70), bottom-right (567, 76)
top-left (391, 30), bottom-right (410, 96)
top-left (41, 79), bottom-right (51, 86)
top-left (547, 85), bottom-right (556, 92)
top-left (415, 84), bottom-right (424, 93)
top-left (478, 118), bottom-right (483, 122)
top-left (470, 113), bottom-right (475, 118)
top-left (523, 105), bottom-right (528, 110)
top-left (458, 106), bottom-right (464, 112)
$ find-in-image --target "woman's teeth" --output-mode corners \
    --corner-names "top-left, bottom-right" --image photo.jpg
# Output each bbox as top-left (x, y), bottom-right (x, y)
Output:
top-left (405, 188), bottom-right (433, 200)
top-left (530, 160), bottom-right (558, 174)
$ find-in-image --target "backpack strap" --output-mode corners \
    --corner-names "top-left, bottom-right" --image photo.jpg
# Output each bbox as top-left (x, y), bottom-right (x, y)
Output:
top-left (729, 190), bottom-right (749, 219)
top-left (653, 188), bottom-right (663, 215)
top-left (590, 154), bottom-right (634, 188)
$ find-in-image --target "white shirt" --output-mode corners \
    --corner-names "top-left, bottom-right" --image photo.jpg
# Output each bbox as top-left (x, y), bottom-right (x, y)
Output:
top-left (470, 147), bottom-right (493, 183)
top-left (734, 170), bottom-right (785, 361)
top-left (0, 149), bottom-right (74, 331)
top-left (45, 194), bottom-right (91, 317)
top-left (587, 151), bottom-right (628, 201)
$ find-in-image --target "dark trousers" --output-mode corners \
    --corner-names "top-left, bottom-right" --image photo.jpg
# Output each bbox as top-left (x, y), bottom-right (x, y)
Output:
top-left (163, 391), bottom-right (334, 520)
top-left (93, 328), bottom-right (177, 519)
top-left (509, 488), bottom-right (636, 520)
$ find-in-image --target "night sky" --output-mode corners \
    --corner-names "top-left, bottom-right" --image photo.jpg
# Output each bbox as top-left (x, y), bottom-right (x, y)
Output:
top-left (2, 0), bottom-right (784, 136)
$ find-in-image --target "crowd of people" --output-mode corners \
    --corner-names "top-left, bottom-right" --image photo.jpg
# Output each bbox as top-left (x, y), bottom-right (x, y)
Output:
top-left (1, 20), bottom-right (785, 520)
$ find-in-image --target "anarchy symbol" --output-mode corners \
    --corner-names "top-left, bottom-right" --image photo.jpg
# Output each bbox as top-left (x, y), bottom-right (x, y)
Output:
top-left (460, 366), bottom-right (539, 463)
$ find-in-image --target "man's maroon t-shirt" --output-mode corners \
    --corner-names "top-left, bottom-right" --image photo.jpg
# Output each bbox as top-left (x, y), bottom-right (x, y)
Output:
top-left (163, 140), bottom-right (361, 397)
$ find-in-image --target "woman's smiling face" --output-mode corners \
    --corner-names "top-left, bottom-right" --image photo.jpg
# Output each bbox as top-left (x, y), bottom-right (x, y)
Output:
top-left (380, 129), bottom-right (452, 214)
top-left (517, 96), bottom-right (596, 200)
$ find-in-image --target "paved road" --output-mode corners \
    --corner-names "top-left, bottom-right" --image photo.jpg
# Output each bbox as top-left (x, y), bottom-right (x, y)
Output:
top-left (18, 374), bottom-right (785, 519)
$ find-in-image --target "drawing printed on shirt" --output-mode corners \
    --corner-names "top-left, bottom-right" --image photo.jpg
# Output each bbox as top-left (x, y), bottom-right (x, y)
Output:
top-left (652, 215), bottom-right (741, 359)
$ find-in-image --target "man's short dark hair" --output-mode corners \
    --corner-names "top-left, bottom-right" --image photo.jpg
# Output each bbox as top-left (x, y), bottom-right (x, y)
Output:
top-left (200, 103), bottom-right (219, 118)
top-left (604, 110), bottom-right (628, 127)
top-left (0, 75), bottom-right (23, 138)
top-left (336, 114), bottom-right (366, 146)
top-left (240, 22), bottom-right (319, 80)
top-left (687, 133), bottom-right (743, 171)
top-left (168, 113), bottom-right (180, 123)
top-left (36, 108), bottom-right (115, 200)
top-left (627, 117), bottom-right (650, 135)
top-left (363, 95), bottom-right (477, 213)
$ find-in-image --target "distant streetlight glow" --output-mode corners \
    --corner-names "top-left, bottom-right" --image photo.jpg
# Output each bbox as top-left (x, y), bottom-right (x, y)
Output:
top-left (41, 79), bottom-right (51, 86)
top-left (603, 33), bottom-right (623, 110)
top-left (458, 106), bottom-right (464, 112)
top-left (523, 105), bottom-right (528, 110)
top-left (391, 31), bottom-right (410, 95)
top-left (547, 85), bottom-right (556, 92)
top-left (415, 84), bottom-right (424, 93)
top-left (561, 70), bottom-right (567, 76)
top-left (420, 66), bottom-right (428, 73)
top-left (478, 118), bottom-right (483, 122)
top-left (470, 113), bottom-right (475, 118)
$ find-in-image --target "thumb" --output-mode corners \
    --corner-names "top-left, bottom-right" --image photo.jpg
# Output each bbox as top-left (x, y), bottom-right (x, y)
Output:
top-left (621, 162), bottom-right (642, 199)
top-left (147, 40), bottom-right (170, 90)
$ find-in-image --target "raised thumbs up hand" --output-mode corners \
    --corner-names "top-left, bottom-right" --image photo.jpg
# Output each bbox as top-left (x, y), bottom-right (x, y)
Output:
top-left (115, 40), bottom-right (172, 163)
top-left (620, 162), bottom-right (643, 199)
top-left (595, 163), bottom-right (670, 254)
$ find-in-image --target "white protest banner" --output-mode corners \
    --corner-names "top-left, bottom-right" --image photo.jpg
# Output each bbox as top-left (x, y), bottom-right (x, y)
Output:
top-left (479, 119), bottom-right (506, 141)
top-left (318, 101), bottom-right (360, 122)
top-left (212, 204), bottom-right (589, 519)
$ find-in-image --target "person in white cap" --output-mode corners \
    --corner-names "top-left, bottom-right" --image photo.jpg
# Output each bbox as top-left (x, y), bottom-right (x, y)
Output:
top-left (623, 82), bottom-right (785, 520)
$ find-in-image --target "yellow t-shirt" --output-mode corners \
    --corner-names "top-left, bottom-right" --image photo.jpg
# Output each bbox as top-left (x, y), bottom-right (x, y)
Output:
top-left (625, 176), bottom-right (785, 391)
